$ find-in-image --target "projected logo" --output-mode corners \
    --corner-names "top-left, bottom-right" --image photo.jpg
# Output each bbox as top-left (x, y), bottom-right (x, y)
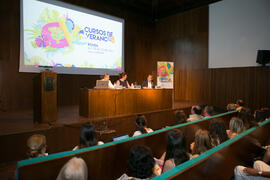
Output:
top-left (25, 8), bottom-right (83, 54)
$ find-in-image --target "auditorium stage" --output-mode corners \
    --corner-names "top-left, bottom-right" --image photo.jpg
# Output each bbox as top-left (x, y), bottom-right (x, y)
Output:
top-left (0, 101), bottom-right (195, 136)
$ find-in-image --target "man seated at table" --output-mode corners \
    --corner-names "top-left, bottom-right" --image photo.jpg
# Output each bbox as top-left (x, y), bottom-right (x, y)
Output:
top-left (141, 74), bottom-right (154, 89)
top-left (102, 73), bottom-right (114, 89)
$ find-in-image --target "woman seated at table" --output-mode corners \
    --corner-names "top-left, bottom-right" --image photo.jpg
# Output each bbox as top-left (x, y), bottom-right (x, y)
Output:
top-left (116, 72), bottom-right (130, 88)
top-left (102, 73), bottom-right (114, 89)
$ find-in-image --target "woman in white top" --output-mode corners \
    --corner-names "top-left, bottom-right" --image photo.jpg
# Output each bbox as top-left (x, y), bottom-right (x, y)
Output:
top-left (73, 123), bottom-right (104, 151)
top-left (133, 115), bottom-right (153, 137)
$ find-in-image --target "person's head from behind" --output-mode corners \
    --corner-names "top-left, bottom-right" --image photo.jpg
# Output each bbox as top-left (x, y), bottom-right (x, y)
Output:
top-left (147, 74), bottom-right (153, 82)
top-left (57, 157), bottom-right (88, 180)
top-left (103, 73), bottom-right (110, 81)
top-left (237, 108), bottom-right (254, 127)
top-left (127, 145), bottom-right (154, 179)
top-left (27, 134), bottom-right (47, 158)
top-left (191, 105), bottom-right (202, 115)
top-left (135, 115), bottom-right (147, 134)
top-left (165, 129), bottom-right (189, 165)
top-left (209, 118), bottom-right (228, 144)
top-left (119, 72), bottom-right (127, 80)
top-left (174, 110), bottom-right (187, 124)
top-left (227, 103), bottom-right (237, 111)
top-left (193, 129), bottom-right (212, 155)
top-left (80, 122), bottom-right (98, 148)
top-left (254, 110), bottom-right (266, 123)
top-left (236, 99), bottom-right (245, 107)
top-left (229, 117), bottom-right (245, 134)
top-left (203, 106), bottom-right (214, 117)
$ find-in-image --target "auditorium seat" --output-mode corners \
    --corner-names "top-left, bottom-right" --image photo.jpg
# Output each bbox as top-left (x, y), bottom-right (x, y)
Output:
top-left (16, 110), bottom-right (236, 180)
top-left (152, 118), bottom-right (270, 180)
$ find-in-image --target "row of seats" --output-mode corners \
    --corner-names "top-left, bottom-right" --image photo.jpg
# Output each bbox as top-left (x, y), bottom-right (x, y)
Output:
top-left (17, 110), bottom-right (237, 179)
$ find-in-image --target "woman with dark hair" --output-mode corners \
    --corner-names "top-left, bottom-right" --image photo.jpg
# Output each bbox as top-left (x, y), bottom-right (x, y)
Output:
top-left (238, 108), bottom-right (256, 128)
top-left (162, 129), bottom-right (190, 173)
top-left (116, 72), bottom-right (130, 88)
top-left (73, 123), bottom-right (104, 150)
top-left (118, 145), bottom-right (155, 180)
top-left (190, 129), bottom-right (212, 158)
top-left (209, 119), bottom-right (229, 146)
top-left (254, 110), bottom-right (267, 124)
top-left (174, 110), bottom-right (187, 124)
top-left (133, 115), bottom-right (153, 137)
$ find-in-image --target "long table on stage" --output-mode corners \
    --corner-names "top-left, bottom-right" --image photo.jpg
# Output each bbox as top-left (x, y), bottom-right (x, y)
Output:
top-left (79, 88), bottom-right (173, 118)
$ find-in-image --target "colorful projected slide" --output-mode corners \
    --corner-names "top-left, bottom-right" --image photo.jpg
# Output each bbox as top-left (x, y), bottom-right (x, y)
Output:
top-left (20, 0), bottom-right (124, 75)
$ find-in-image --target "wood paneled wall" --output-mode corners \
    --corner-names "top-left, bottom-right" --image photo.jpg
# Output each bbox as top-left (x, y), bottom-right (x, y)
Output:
top-left (0, 0), bottom-right (154, 111)
top-left (0, 1), bottom-right (269, 112)
top-left (153, 7), bottom-right (270, 111)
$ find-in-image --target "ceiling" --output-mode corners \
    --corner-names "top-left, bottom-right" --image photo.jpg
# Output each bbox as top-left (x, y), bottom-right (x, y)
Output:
top-left (61, 0), bottom-right (221, 22)
top-left (94, 0), bottom-right (221, 20)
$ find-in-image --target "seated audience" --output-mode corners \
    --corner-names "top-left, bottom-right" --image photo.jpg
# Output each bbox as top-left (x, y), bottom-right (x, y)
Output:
top-left (102, 73), bottom-right (114, 89)
top-left (73, 122), bottom-right (104, 150)
top-left (27, 134), bottom-right (48, 158)
top-left (234, 146), bottom-right (270, 179)
top-left (227, 117), bottom-right (245, 139)
top-left (116, 72), bottom-right (130, 88)
top-left (187, 105), bottom-right (203, 122)
top-left (254, 110), bottom-right (267, 124)
top-left (227, 103), bottom-right (237, 111)
top-left (261, 107), bottom-right (270, 119)
top-left (118, 145), bottom-right (155, 180)
top-left (203, 105), bottom-right (214, 118)
top-left (190, 129), bottom-right (212, 158)
top-left (57, 157), bottom-right (88, 180)
top-left (236, 99), bottom-right (245, 111)
top-left (141, 74), bottom-right (154, 89)
top-left (161, 129), bottom-right (190, 173)
top-left (133, 115), bottom-right (153, 137)
top-left (209, 119), bottom-right (229, 146)
top-left (238, 108), bottom-right (256, 128)
top-left (174, 110), bottom-right (187, 124)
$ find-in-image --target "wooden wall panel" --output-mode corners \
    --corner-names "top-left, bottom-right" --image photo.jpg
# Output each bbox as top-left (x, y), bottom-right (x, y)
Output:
top-left (153, 7), bottom-right (270, 111)
top-left (0, 0), bottom-right (154, 111)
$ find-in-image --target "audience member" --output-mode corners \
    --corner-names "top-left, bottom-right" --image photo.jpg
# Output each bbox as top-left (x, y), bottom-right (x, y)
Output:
top-left (56, 157), bottom-right (88, 180)
top-left (203, 105), bottom-right (214, 118)
top-left (118, 145), bottom-right (155, 180)
top-left (227, 117), bottom-right (245, 139)
top-left (133, 115), bottom-right (153, 137)
top-left (161, 129), bottom-right (190, 173)
top-left (238, 108), bottom-right (256, 128)
top-left (73, 123), bottom-right (104, 150)
top-left (27, 134), bottom-right (48, 158)
top-left (209, 118), bottom-right (229, 146)
top-left (174, 110), bottom-right (187, 124)
top-left (236, 99), bottom-right (245, 111)
top-left (190, 129), bottom-right (212, 158)
top-left (187, 105), bottom-right (203, 122)
top-left (227, 103), bottom-right (237, 111)
top-left (254, 110), bottom-right (267, 124)
top-left (234, 146), bottom-right (270, 179)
